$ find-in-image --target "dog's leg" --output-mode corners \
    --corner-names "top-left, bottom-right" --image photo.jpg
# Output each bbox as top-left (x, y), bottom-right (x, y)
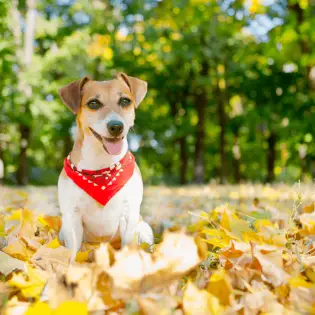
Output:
top-left (60, 210), bottom-right (83, 262)
top-left (58, 177), bottom-right (83, 262)
top-left (119, 199), bottom-right (154, 247)
top-left (119, 199), bottom-right (139, 246)
top-left (135, 221), bottom-right (154, 246)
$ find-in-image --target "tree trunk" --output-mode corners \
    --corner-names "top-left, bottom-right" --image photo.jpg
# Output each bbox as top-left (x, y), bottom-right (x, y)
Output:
top-left (193, 61), bottom-right (209, 184)
top-left (168, 86), bottom-right (189, 185)
top-left (179, 137), bottom-right (188, 185)
top-left (266, 132), bottom-right (277, 183)
top-left (16, 123), bottom-right (31, 185)
top-left (14, 0), bottom-right (37, 185)
top-left (218, 97), bottom-right (226, 184)
top-left (193, 92), bottom-right (206, 184)
top-left (301, 159), bottom-right (307, 181)
top-left (232, 128), bottom-right (241, 183)
top-left (298, 144), bottom-right (307, 181)
top-left (0, 136), bottom-right (4, 185)
top-left (216, 82), bottom-right (227, 184)
top-left (288, 2), bottom-right (312, 90)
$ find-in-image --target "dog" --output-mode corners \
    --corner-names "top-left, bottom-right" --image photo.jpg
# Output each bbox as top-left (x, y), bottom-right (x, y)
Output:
top-left (57, 72), bottom-right (154, 260)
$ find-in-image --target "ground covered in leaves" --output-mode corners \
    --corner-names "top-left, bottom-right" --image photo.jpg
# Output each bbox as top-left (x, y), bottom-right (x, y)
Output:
top-left (1, 184), bottom-right (315, 314)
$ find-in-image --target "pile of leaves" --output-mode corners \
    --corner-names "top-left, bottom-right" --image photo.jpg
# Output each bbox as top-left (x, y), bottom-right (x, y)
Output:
top-left (1, 198), bottom-right (315, 314)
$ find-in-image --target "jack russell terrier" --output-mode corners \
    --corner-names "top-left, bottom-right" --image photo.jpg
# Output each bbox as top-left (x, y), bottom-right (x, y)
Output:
top-left (58, 72), bottom-right (154, 260)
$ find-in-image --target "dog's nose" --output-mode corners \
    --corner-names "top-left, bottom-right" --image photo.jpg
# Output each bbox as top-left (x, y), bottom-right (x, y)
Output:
top-left (107, 120), bottom-right (124, 137)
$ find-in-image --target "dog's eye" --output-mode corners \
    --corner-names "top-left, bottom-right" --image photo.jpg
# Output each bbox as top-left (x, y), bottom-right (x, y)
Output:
top-left (119, 97), bottom-right (131, 107)
top-left (87, 100), bottom-right (102, 110)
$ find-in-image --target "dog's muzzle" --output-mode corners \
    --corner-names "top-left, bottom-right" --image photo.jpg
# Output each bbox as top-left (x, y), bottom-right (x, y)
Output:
top-left (89, 127), bottom-right (124, 155)
top-left (107, 120), bottom-right (124, 137)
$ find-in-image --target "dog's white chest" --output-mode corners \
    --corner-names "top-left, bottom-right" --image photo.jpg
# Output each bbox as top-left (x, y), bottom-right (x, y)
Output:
top-left (58, 169), bottom-right (143, 240)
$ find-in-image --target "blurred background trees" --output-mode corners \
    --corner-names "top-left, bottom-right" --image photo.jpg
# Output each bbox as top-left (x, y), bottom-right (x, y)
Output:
top-left (0, 0), bottom-right (314, 186)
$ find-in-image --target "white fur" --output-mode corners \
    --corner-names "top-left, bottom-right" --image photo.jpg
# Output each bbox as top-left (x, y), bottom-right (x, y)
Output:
top-left (58, 133), bottom-right (154, 261)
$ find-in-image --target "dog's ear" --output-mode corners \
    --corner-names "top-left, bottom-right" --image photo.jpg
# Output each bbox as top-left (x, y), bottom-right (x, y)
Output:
top-left (58, 76), bottom-right (91, 114)
top-left (117, 72), bottom-right (147, 108)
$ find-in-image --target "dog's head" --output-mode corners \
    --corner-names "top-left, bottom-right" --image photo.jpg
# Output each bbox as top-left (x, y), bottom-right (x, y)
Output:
top-left (58, 73), bottom-right (147, 155)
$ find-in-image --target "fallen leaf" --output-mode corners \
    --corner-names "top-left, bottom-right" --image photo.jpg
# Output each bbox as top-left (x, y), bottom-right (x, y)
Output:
top-left (183, 281), bottom-right (223, 315)
top-left (24, 302), bottom-right (52, 315)
top-left (3, 238), bottom-right (35, 261)
top-left (137, 294), bottom-right (179, 315)
top-left (38, 216), bottom-right (62, 232)
top-left (240, 281), bottom-right (285, 315)
top-left (0, 252), bottom-right (25, 276)
top-left (47, 265), bottom-right (105, 312)
top-left (7, 265), bottom-right (47, 298)
top-left (97, 272), bottom-right (124, 310)
top-left (0, 213), bottom-right (5, 237)
top-left (31, 244), bottom-right (71, 272)
top-left (46, 237), bottom-right (61, 249)
top-left (53, 301), bottom-right (88, 315)
top-left (3, 296), bottom-right (29, 315)
top-left (95, 243), bottom-right (115, 269)
top-left (207, 268), bottom-right (233, 306)
top-left (107, 231), bottom-right (202, 299)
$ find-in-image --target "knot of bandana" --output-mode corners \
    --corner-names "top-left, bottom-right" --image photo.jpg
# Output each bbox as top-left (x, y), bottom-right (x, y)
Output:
top-left (64, 151), bottom-right (135, 206)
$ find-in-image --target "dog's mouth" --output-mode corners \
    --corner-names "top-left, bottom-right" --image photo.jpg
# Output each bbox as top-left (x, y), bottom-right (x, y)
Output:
top-left (89, 128), bottom-right (124, 155)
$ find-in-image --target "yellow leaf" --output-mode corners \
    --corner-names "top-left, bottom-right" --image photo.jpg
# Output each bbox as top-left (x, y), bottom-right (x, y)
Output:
top-left (7, 265), bottom-right (47, 298)
top-left (3, 238), bottom-right (35, 261)
top-left (97, 272), bottom-right (124, 310)
top-left (46, 237), bottom-right (61, 249)
top-left (0, 251), bottom-right (25, 276)
top-left (299, 0), bottom-right (308, 9)
top-left (102, 47), bottom-right (113, 60)
top-left (221, 211), bottom-right (230, 231)
top-left (115, 30), bottom-right (127, 41)
top-left (171, 32), bottom-right (182, 41)
top-left (191, 0), bottom-right (211, 4)
top-left (38, 216), bottom-right (61, 232)
top-left (3, 296), bottom-right (30, 315)
top-left (107, 231), bottom-right (202, 299)
top-left (207, 269), bottom-right (232, 306)
top-left (183, 282), bottom-right (223, 315)
top-left (249, 0), bottom-right (260, 14)
top-left (75, 251), bottom-right (90, 263)
top-left (162, 45), bottom-right (171, 53)
top-left (302, 203), bottom-right (315, 213)
top-left (18, 209), bottom-right (35, 236)
top-left (31, 245), bottom-right (71, 272)
top-left (229, 215), bottom-right (252, 239)
top-left (133, 47), bottom-right (141, 56)
top-left (305, 268), bottom-right (315, 283)
top-left (289, 276), bottom-right (315, 289)
top-left (25, 302), bottom-right (52, 315)
top-left (254, 219), bottom-right (273, 230)
top-left (203, 228), bottom-right (232, 248)
top-left (0, 213), bottom-right (5, 236)
top-left (54, 301), bottom-right (88, 315)
top-left (242, 231), bottom-right (264, 244)
top-left (7, 209), bottom-right (22, 221)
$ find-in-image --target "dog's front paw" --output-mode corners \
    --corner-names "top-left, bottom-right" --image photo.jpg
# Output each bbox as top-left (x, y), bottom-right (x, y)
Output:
top-left (135, 221), bottom-right (154, 247)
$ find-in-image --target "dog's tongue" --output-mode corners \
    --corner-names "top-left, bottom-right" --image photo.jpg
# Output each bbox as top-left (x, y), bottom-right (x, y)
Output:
top-left (103, 139), bottom-right (124, 155)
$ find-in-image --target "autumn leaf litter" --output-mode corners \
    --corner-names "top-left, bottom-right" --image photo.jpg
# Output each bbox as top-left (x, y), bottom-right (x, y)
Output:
top-left (0, 186), bottom-right (315, 314)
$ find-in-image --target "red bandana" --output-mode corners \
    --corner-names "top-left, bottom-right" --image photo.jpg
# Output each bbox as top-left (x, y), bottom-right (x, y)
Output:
top-left (64, 151), bottom-right (135, 206)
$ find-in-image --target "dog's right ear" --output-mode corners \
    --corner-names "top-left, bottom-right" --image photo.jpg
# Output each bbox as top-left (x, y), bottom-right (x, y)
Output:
top-left (58, 76), bottom-right (91, 114)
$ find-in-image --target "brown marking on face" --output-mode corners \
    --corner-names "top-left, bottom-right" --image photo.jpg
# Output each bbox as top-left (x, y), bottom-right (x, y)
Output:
top-left (58, 73), bottom-right (147, 158)
top-left (77, 78), bottom-right (137, 138)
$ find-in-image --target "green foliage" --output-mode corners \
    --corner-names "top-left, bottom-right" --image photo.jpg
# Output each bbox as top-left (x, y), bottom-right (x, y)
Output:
top-left (0, 0), bottom-right (314, 185)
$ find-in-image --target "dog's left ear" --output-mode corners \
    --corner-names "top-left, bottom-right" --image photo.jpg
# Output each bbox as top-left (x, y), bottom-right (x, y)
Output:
top-left (58, 76), bottom-right (91, 114)
top-left (117, 72), bottom-right (147, 108)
